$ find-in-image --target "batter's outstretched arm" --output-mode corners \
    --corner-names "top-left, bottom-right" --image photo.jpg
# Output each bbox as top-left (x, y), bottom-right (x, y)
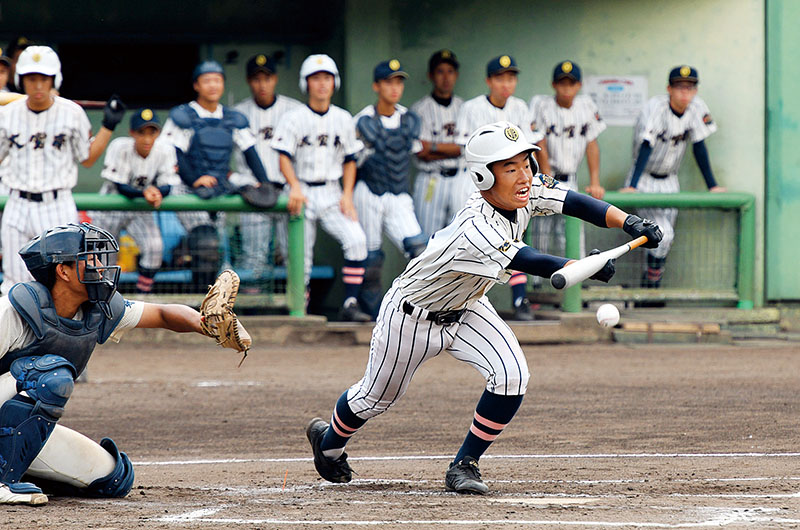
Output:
top-left (136, 302), bottom-right (203, 334)
top-left (509, 246), bottom-right (570, 279)
top-left (561, 189), bottom-right (627, 229)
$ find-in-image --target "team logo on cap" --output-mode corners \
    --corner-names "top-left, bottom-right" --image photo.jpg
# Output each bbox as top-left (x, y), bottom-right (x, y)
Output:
top-left (441, 49), bottom-right (451, 58)
top-left (562, 61), bottom-right (573, 73)
top-left (389, 59), bottom-right (400, 71)
top-left (316, 57), bottom-right (324, 65)
top-left (499, 55), bottom-right (511, 68)
top-left (256, 54), bottom-right (267, 66)
top-left (32, 53), bottom-right (41, 63)
top-left (680, 66), bottom-right (691, 77)
top-left (141, 109), bottom-right (153, 121)
top-left (504, 126), bottom-right (519, 141)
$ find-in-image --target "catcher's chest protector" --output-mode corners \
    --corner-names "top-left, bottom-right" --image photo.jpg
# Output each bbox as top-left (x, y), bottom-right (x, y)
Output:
top-left (357, 110), bottom-right (420, 196)
top-left (0, 282), bottom-right (125, 376)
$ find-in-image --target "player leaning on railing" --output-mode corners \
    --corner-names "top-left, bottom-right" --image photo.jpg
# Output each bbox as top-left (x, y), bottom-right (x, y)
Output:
top-left (306, 121), bottom-right (662, 495)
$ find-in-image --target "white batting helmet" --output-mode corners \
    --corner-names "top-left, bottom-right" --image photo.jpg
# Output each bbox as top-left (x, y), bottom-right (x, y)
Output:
top-left (299, 54), bottom-right (340, 94)
top-left (465, 121), bottom-right (540, 191)
top-left (15, 46), bottom-right (62, 90)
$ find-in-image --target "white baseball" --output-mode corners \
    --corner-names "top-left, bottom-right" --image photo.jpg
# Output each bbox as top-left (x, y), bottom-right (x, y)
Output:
top-left (596, 304), bottom-right (620, 328)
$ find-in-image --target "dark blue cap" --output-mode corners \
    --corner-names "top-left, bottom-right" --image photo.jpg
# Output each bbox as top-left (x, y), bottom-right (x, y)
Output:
top-left (553, 60), bottom-right (581, 82)
top-left (193, 60), bottom-right (225, 82)
top-left (130, 108), bottom-right (160, 131)
top-left (246, 54), bottom-right (277, 77)
top-left (487, 55), bottom-right (519, 77)
top-left (428, 49), bottom-right (459, 73)
top-left (374, 59), bottom-right (408, 82)
top-left (669, 65), bottom-right (698, 85)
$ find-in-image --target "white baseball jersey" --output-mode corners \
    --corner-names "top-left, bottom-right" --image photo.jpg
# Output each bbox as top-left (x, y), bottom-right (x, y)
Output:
top-left (98, 137), bottom-right (181, 194)
top-left (411, 94), bottom-right (463, 172)
top-left (232, 95), bottom-right (301, 184)
top-left (632, 95), bottom-right (716, 176)
top-left (160, 101), bottom-right (256, 153)
top-left (456, 95), bottom-right (543, 146)
top-left (0, 96), bottom-right (91, 192)
top-left (397, 177), bottom-right (569, 312)
top-left (529, 94), bottom-right (606, 176)
top-left (271, 104), bottom-right (361, 183)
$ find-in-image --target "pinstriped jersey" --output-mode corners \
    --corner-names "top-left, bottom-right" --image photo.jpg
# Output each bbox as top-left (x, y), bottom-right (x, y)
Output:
top-left (0, 96), bottom-right (91, 192)
top-left (98, 137), bottom-right (181, 194)
top-left (456, 95), bottom-right (544, 146)
top-left (233, 95), bottom-right (302, 184)
top-left (411, 94), bottom-right (463, 172)
top-left (633, 95), bottom-right (717, 176)
top-left (395, 175), bottom-right (569, 311)
top-left (529, 94), bottom-right (606, 175)
top-left (271, 104), bottom-right (361, 183)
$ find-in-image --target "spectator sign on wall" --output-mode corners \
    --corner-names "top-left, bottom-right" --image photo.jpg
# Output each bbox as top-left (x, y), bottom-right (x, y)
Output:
top-left (584, 76), bottom-right (648, 127)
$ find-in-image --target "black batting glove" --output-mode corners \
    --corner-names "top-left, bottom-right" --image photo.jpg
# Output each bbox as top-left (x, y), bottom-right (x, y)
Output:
top-left (102, 94), bottom-right (126, 131)
top-left (588, 249), bottom-right (616, 283)
top-left (623, 214), bottom-right (663, 248)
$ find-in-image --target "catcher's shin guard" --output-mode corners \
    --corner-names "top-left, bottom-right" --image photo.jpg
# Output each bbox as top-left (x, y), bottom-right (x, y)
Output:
top-left (84, 438), bottom-right (134, 497)
top-left (1, 356), bottom-right (75, 486)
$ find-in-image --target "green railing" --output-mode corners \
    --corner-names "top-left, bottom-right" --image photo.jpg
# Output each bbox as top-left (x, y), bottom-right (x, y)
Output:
top-left (0, 193), bottom-right (307, 317)
top-left (561, 192), bottom-right (756, 312)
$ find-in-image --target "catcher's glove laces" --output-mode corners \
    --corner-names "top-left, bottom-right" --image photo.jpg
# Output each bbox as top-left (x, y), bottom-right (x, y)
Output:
top-left (200, 270), bottom-right (252, 364)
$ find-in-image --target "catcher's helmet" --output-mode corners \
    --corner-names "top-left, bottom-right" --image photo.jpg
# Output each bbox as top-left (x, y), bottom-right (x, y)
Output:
top-left (19, 223), bottom-right (121, 318)
top-left (193, 60), bottom-right (225, 82)
top-left (15, 45), bottom-right (62, 90)
top-left (464, 121), bottom-right (540, 191)
top-left (299, 54), bottom-right (340, 94)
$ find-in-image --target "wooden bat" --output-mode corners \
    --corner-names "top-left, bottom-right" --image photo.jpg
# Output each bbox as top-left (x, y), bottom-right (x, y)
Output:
top-left (550, 235), bottom-right (649, 290)
top-left (0, 93), bottom-right (106, 109)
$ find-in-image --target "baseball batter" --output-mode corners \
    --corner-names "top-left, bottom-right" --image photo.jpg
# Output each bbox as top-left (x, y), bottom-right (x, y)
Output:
top-left (353, 59), bottom-right (427, 318)
top-left (0, 46), bottom-right (124, 294)
top-left (411, 49), bottom-right (468, 236)
top-left (529, 60), bottom-right (607, 258)
top-left (271, 54), bottom-right (370, 321)
top-left (90, 109), bottom-right (181, 293)
top-left (621, 65), bottom-right (724, 288)
top-left (231, 53), bottom-right (301, 277)
top-left (0, 223), bottom-right (242, 505)
top-left (306, 121), bottom-right (662, 494)
top-left (455, 54), bottom-right (547, 320)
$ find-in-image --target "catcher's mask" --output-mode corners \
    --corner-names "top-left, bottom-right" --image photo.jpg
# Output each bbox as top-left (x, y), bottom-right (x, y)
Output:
top-left (19, 223), bottom-right (121, 318)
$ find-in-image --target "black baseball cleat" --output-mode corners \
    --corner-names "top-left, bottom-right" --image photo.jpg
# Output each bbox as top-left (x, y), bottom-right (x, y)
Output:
top-left (306, 418), bottom-right (354, 483)
top-left (445, 456), bottom-right (489, 494)
top-left (511, 297), bottom-right (534, 321)
top-left (340, 299), bottom-right (372, 322)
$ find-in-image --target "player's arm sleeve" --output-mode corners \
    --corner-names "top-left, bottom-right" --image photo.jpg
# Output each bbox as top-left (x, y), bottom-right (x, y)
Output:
top-left (692, 140), bottom-right (718, 189)
top-left (242, 146), bottom-right (269, 183)
top-left (106, 299), bottom-right (146, 343)
top-left (115, 182), bottom-right (145, 199)
top-left (161, 118), bottom-right (191, 152)
top-left (561, 189), bottom-right (612, 227)
top-left (270, 119), bottom-right (297, 158)
top-left (452, 218), bottom-right (527, 279)
top-left (175, 147), bottom-right (200, 186)
top-left (71, 110), bottom-right (93, 164)
top-left (157, 144), bottom-right (182, 188)
top-left (523, 105), bottom-right (545, 144)
top-left (690, 97), bottom-right (718, 143)
top-left (455, 106), bottom-right (471, 147)
top-left (508, 246), bottom-right (569, 279)
top-left (233, 126), bottom-right (257, 152)
top-left (342, 117), bottom-right (363, 158)
top-left (585, 99), bottom-right (607, 142)
top-left (99, 141), bottom-right (128, 184)
top-left (628, 141), bottom-right (653, 189)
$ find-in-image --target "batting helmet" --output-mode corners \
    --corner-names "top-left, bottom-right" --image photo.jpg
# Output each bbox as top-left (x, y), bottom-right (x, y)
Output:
top-left (299, 54), bottom-right (340, 94)
top-left (464, 121), bottom-right (540, 191)
top-left (15, 45), bottom-right (62, 90)
top-left (193, 60), bottom-right (225, 82)
top-left (19, 223), bottom-right (121, 318)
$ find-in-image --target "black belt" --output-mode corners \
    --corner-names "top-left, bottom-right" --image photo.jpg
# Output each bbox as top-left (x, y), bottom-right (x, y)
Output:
top-left (440, 168), bottom-right (459, 177)
top-left (17, 190), bottom-right (58, 202)
top-left (649, 172), bottom-right (669, 179)
top-left (303, 181), bottom-right (327, 187)
top-left (553, 173), bottom-right (570, 182)
top-left (402, 300), bottom-right (465, 325)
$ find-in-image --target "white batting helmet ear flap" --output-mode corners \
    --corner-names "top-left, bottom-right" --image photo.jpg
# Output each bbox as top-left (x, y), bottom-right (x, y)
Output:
top-left (15, 46), bottom-right (62, 91)
top-left (464, 121), bottom-right (540, 191)
top-left (299, 54), bottom-right (341, 94)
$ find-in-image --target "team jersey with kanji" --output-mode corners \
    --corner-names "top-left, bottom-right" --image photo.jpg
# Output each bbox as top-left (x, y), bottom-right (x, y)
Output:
top-left (411, 94), bottom-right (463, 173)
top-left (98, 137), bottom-right (181, 194)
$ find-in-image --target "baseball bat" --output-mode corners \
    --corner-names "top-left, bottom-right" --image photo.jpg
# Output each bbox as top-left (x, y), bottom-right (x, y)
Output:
top-left (550, 235), bottom-right (649, 290)
top-left (0, 93), bottom-right (106, 109)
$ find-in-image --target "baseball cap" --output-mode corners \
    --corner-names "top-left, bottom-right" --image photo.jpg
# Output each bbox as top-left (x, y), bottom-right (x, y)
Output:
top-left (0, 49), bottom-right (10, 68)
top-left (130, 108), bottom-right (161, 131)
top-left (374, 59), bottom-right (408, 82)
top-left (193, 60), bottom-right (225, 82)
top-left (669, 65), bottom-right (698, 85)
top-left (553, 60), bottom-right (581, 82)
top-left (246, 54), bottom-right (277, 77)
top-left (428, 49), bottom-right (459, 73)
top-left (487, 55), bottom-right (519, 77)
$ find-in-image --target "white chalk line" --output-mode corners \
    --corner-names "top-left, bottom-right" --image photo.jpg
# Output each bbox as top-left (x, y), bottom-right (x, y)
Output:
top-left (134, 451), bottom-right (800, 466)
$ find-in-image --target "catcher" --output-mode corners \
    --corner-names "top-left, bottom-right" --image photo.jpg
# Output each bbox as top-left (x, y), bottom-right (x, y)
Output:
top-left (0, 222), bottom-right (250, 506)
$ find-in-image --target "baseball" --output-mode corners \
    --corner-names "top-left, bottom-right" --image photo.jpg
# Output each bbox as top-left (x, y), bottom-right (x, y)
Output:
top-left (596, 304), bottom-right (620, 328)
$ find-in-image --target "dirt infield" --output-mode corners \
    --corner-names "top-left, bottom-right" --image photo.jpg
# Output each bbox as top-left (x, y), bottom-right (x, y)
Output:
top-left (4, 337), bottom-right (800, 528)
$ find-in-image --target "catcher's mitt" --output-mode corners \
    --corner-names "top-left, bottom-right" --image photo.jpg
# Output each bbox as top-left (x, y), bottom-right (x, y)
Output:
top-left (200, 270), bottom-right (252, 363)
top-left (240, 184), bottom-right (278, 209)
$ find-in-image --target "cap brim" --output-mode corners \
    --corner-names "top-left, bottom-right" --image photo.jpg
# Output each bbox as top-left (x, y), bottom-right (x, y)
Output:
top-left (382, 71), bottom-right (408, 80)
top-left (670, 77), bottom-right (698, 84)
top-left (489, 66), bottom-right (520, 76)
top-left (133, 121), bottom-right (161, 131)
top-left (248, 66), bottom-right (276, 77)
top-left (553, 73), bottom-right (580, 82)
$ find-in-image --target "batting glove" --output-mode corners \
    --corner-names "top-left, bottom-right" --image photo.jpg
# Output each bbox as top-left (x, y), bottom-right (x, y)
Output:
top-left (623, 215), bottom-right (663, 248)
top-left (102, 95), bottom-right (126, 131)
top-left (588, 249), bottom-right (616, 283)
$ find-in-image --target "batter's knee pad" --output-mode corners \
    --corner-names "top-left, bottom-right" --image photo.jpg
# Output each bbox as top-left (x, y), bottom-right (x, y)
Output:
top-left (1, 355), bottom-right (75, 485)
top-left (84, 437), bottom-right (134, 498)
top-left (402, 233), bottom-right (428, 259)
top-left (358, 250), bottom-right (385, 319)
